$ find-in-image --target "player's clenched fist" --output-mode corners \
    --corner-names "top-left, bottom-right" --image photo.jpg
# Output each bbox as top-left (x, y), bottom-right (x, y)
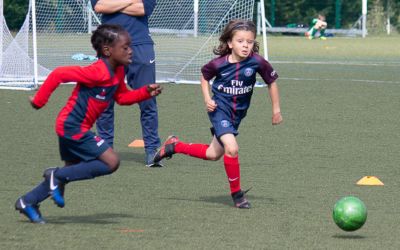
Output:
top-left (205, 98), bottom-right (217, 112)
top-left (147, 84), bottom-right (163, 96)
top-left (272, 112), bottom-right (282, 125)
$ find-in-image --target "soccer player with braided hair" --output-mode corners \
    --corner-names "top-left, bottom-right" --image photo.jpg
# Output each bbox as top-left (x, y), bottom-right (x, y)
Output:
top-left (15, 24), bottom-right (162, 223)
top-left (154, 19), bottom-right (282, 209)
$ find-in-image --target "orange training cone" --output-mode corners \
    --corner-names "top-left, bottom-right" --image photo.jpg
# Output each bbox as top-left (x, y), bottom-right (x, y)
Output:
top-left (356, 176), bottom-right (384, 186)
top-left (128, 139), bottom-right (144, 148)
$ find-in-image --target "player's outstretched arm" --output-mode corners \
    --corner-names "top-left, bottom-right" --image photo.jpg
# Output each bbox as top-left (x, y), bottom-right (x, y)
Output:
top-left (31, 65), bottom-right (108, 109)
top-left (114, 83), bottom-right (162, 105)
top-left (268, 81), bottom-right (282, 125)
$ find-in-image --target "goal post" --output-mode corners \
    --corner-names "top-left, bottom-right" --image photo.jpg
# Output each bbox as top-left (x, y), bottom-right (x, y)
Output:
top-left (1, 0), bottom-right (266, 89)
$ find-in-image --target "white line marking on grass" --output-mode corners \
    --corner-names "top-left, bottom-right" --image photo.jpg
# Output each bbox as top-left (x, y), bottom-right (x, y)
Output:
top-left (273, 60), bottom-right (400, 67)
top-left (280, 77), bottom-right (400, 84)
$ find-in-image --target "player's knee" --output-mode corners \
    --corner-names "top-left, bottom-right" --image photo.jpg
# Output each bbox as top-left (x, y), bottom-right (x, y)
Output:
top-left (106, 154), bottom-right (120, 172)
top-left (224, 146), bottom-right (239, 157)
top-left (205, 146), bottom-right (223, 161)
top-left (112, 158), bottom-right (120, 172)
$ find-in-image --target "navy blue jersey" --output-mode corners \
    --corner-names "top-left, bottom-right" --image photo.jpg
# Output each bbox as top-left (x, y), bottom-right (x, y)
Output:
top-left (201, 52), bottom-right (278, 117)
top-left (91, 0), bottom-right (156, 45)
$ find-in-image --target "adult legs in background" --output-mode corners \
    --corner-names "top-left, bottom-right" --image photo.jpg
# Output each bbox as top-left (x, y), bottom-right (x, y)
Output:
top-left (126, 44), bottom-right (161, 167)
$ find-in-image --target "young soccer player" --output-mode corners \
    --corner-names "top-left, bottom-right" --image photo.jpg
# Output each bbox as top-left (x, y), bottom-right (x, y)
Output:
top-left (305, 14), bottom-right (328, 40)
top-left (15, 24), bottom-right (162, 224)
top-left (153, 19), bottom-right (282, 209)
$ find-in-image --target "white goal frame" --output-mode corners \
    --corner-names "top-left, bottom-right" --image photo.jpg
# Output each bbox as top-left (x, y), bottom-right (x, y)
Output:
top-left (1, 0), bottom-right (268, 90)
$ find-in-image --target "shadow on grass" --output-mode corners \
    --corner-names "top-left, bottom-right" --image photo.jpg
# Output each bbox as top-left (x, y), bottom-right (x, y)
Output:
top-left (162, 194), bottom-right (276, 208)
top-left (332, 234), bottom-right (366, 239)
top-left (45, 212), bottom-right (136, 225)
top-left (118, 151), bottom-right (144, 165)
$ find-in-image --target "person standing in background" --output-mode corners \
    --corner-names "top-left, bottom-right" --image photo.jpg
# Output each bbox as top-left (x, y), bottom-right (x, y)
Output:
top-left (91, 0), bottom-right (162, 167)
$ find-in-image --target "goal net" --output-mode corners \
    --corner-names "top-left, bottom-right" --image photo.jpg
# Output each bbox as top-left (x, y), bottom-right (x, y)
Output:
top-left (1, 0), bottom-right (100, 89)
top-left (150, 0), bottom-right (256, 83)
top-left (0, 0), bottom-right (257, 89)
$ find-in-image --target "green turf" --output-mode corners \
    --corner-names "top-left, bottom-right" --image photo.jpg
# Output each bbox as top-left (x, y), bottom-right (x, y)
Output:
top-left (1, 36), bottom-right (400, 249)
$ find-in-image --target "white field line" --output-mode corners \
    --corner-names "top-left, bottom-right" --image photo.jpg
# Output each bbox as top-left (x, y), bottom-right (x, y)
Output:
top-left (279, 77), bottom-right (400, 84)
top-left (272, 60), bottom-right (400, 84)
top-left (272, 60), bottom-right (400, 67)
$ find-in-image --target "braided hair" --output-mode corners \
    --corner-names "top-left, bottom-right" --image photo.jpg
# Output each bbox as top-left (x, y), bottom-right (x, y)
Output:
top-left (91, 24), bottom-right (128, 58)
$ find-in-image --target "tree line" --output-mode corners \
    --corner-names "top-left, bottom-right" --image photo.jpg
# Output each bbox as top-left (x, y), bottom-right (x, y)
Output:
top-left (263, 0), bottom-right (399, 34)
top-left (4, 0), bottom-right (399, 34)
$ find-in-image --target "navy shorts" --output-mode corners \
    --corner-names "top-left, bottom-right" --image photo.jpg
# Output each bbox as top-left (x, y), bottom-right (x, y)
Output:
top-left (58, 131), bottom-right (110, 162)
top-left (208, 108), bottom-right (240, 139)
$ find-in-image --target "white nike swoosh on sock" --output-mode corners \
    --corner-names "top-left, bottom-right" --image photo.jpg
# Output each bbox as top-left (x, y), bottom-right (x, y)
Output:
top-left (228, 177), bottom-right (239, 182)
top-left (50, 171), bottom-right (58, 191)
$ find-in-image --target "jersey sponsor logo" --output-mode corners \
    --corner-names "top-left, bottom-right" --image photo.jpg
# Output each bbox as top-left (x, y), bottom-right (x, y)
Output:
top-left (221, 120), bottom-right (231, 128)
top-left (217, 84), bottom-right (253, 95)
top-left (244, 68), bottom-right (254, 77)
top-left (95, 88), bottom-right (107, 100)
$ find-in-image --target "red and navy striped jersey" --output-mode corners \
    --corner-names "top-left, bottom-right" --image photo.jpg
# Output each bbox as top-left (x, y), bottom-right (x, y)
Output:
top-left (202, 52), bottom-right (278, 114)
top-left (32, 59), bottom-right (151, 140)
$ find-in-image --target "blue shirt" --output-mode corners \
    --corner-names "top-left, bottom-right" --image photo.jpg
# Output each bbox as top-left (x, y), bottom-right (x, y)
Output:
top-left (201, 52), bottom-right (278, 115)
top-left (91, 0), bottom-right (156, 45)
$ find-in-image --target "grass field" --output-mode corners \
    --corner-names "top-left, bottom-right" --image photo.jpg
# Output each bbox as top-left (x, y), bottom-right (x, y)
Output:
top-left (1, 35), bottom-right (400, 249)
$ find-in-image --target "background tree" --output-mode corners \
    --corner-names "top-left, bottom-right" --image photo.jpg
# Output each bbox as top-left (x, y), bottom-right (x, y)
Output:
top-left (262, 0), bottom-right (399, 32)
top-left (4, 0), bottom-right (28, 31)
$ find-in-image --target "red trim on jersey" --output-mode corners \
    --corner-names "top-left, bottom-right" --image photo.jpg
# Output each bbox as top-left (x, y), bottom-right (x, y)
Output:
top-left (230, 62), bottom-right (240, 121)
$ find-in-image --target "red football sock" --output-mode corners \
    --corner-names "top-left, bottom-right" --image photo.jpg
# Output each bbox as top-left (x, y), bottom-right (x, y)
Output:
top-left (223, 154), bottom-right (241, 194)
top-left (175, 142), bottom-right (208, 160)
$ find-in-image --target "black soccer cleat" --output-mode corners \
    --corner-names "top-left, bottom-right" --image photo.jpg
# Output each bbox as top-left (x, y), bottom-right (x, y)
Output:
top-left (145, 150), bottom-right (164, 168)
top-left (231, 189), bottom-right (251, 209)
top-left (153, 135), bottom-right (179, 163)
